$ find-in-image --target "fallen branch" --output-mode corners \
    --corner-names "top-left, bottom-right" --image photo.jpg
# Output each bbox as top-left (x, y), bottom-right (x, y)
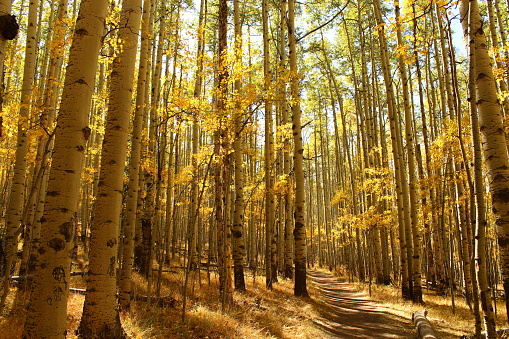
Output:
top-left (412, 310), bottom-right (438, 339)
top-left (69, 288), bottom-right (177, 308)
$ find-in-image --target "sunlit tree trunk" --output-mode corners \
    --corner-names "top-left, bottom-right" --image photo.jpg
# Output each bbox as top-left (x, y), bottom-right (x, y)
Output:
top-left (0, 0), bottom-right (36, 311)
top-left (22, 0), bottom-right (109, 337)
top-left (394, 0), bottom-right (422, 304)
top-left (119, 0), bottom-right (151, 310)
top-left (460, 0), bottom-right (498, 334)
top-left (187, 0), bottom-right (205, 273)
top-left (372, 0), bottom-right (411, 299)
top-left (77, 0), bottom-right (142, 336)
top-left (262, 0), bottom-right (275, 289)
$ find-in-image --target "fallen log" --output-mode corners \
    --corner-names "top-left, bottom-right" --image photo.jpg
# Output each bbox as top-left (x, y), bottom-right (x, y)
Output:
top-left (10, 271), bottom-right (87, 281)
top-left (69, 288), bottom-right (177, 308)
top-left (412, 310), bottom-right (438, 339)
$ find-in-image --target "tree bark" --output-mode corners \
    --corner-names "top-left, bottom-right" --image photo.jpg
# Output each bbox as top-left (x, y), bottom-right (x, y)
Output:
top-left (0, 0), bottom-right (37, 311)
top-left (78, 0), bottom-right (142, 336)
top-left (22, 0), bottom-right (109, 337)
top-left (460, 0), bottom-right (498, 334)
top-left (119, 0), bottom-right (151, 310)
top-left (288, 0), bottom-right (308, 297)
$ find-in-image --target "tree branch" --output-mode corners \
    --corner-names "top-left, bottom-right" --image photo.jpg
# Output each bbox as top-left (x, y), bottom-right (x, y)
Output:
top-left (296, 0), bottom-right (350, 43)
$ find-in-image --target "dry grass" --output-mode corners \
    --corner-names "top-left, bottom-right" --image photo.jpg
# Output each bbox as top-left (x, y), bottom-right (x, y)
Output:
top-left (0, 287), bottom-right (25, 339)
top-left (345, 275), bottom-right (509, 338)
top-left (121, 271), bottom-right (323, 339)
top-left (0, 267), bottom-right (325, 338)
top-left (5, 264), bottom-right (504, 338)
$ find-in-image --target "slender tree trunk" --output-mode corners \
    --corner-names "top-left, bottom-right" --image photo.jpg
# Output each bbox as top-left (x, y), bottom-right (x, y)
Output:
top-left (216, 0), bottom-right (233, 305)
top-left (288, 0), bottom-right (308, 297)
top-left (77, 0), bottom-right (142, 336)
top-left (372, 0), bottom-right (411, 300)
top-left (262, 0), bottom-right (275, 289)
top-left (232, 0), bottom-right (246, 292)
top-left (119, 0), bottom-right (151, 310)
top-left (22, 0), bottom-right (109, 337)
top-left (0, 0), bottom-right (36, 311)
top-left (394, 1), bottom-right (422, 304)
top-left (460, 0), bottom-right (498, 334)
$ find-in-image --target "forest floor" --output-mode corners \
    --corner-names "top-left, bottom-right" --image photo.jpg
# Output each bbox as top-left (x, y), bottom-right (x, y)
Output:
top-left (0, 265), bottom-right (502, 338)
top-left (307, 269), bottom-right (415, 338)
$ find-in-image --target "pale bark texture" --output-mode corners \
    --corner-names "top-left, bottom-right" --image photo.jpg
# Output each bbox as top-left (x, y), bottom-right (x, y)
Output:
top-left (460, 0), bottom-right (498, 334)
top-left (288, 0), bottom-right (308, 297)
top-left (280, 0), bottom-right (293, 280)
top-left (394, 1), bottom-right (422, 304)
top-left (216, 0), bottom-right (233, 305)
top-left (0, 0), bottom-right (37, 311)
top-left (232, 0), bottom-right (246, 292)
top-left (262, 0), bottom-right (275, 290)
top-left (119, 0), bottom-right (151, 310)
top-left (22, 0), bottom-right (109, 337)
top-left (77, 0), bottom-right (142, 336)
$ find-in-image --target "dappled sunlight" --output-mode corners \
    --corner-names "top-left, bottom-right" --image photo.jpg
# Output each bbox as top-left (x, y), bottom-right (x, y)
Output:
top-left (307, 270), bottom-right (414, 338)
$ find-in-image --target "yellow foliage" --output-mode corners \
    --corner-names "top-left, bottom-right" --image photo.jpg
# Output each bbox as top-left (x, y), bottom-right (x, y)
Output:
top-left (173, 165), bottom-right (195, 185)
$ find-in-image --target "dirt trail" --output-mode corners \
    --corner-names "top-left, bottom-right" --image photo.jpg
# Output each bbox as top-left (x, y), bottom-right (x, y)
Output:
top-left (307, 270), bottom-right (415, 338)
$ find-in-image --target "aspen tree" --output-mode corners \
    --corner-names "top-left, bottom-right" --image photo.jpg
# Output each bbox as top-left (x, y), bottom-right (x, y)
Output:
top-left (216, 0), bottom-right (233, 305)
top-left (182, 0), bottom-right (207, 314)
top-left (139, 0), bottom-right (165, 283)
top-left (262, 0), bottom-right (275, 289)
top-left (279, 0), bottom-right (293, 280)
top-left (288, 0), bottom-right (308, 297)
top-left (469, 54), bottom-right (496, 338)
top-left (164, 7), bottom-right (182, 263)
top-left (77, 0), bottom-right (142, 336)
top-left (18, 0), bottom-right (68, 280)
top-left (0, 0), bottom-right (37, 311)
top-left (22, 0), bottom-right (109, 337)
top-left (133, 0), bottom-right (154, 276)
top-left (188, 0), bottom-right (206, 273)
top-left (232, 0), bottom-right (246, 291)
top-left (460, 0), bottom-right (499, 333)
top-left (411, 1), bottom-right (437, 293)
top-left (372, 0), bottom-right (411, 299)
top-left (119, 0), bottom-right (151, 310)
top-left (394, 0), bottom-right (423, 304)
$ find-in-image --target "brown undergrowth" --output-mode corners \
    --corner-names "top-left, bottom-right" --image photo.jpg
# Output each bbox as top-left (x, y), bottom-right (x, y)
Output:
top-left (0, 267), bottom-right (323, 338)
top-left (335, 269), bottom-right (509, 338)
top-left (4, 265), bottom-right (498, 338)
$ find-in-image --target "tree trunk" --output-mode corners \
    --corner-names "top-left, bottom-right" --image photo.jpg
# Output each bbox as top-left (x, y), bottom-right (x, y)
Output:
top-left (22, 0), bottom-right (109, 337)
top-left (288, 0), bottom-right (308, 297)
top-left (0, 0), bottom-right (37, 311)
top-left (232, 0), bottom-right (246, 292)
top-left (119, 0), bottom-right (151, 310)
top-left (77, 0), bottom-right (142, 336)
top-left (460, 0), bottom-right (498, 334)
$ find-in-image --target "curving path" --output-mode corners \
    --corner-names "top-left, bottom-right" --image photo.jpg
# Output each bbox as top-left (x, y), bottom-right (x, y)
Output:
top-left (308, 270), bottom-right (415, 338)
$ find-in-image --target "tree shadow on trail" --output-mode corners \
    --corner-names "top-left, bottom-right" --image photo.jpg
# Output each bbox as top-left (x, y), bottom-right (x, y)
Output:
top-left (307, 270), bottom-right (415, 339)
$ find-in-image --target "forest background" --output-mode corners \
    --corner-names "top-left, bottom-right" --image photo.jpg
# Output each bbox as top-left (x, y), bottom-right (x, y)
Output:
top-left (0, 0), bottom-right (508, 337)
